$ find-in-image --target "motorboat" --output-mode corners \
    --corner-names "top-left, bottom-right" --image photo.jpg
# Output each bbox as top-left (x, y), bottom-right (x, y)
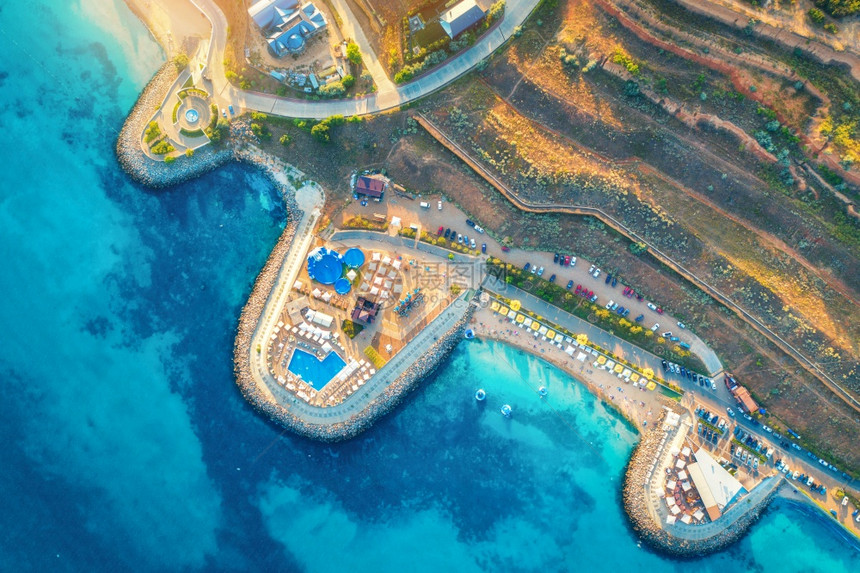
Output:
top-left (538, 386), bottom-right (548, 397)
top-left (501, 404), bottom-right (512, 418)
top-left (464, 329), bottom-right (475, 339)
top-left (475, 389), bottom-right (487, 401)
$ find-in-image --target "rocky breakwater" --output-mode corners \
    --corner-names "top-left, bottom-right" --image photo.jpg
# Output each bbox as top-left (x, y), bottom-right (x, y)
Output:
top-left (116, 62), bottom-right (232, 188)
top-left (622, 415), bottom-right (780, 557)
top-left (235, 282), bottom-right (474, 441)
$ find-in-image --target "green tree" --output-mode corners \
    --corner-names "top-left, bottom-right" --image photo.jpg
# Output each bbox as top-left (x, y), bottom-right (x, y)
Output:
top-left (346, 42), bottom-right (362, 66)
top-left (173, 53), bottom-right (189, 71)
top-left (341, 74), bottom-right (355, 89)
top-left (279, 133), bottom-right (292, 146)
top-left (311, 122), bottom-right (330, 142)
top-left (185, 148), bottom-right (194, 157)
top-left (164, 155), bottom-right (176, 164)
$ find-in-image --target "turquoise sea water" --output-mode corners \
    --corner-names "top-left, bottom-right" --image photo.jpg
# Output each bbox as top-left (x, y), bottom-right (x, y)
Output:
top-left (0, 1), bottom-right (858, 570)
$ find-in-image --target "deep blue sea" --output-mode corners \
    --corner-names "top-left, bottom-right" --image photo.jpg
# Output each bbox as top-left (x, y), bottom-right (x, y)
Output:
top-left (1, 1), bottom-right (858, 571)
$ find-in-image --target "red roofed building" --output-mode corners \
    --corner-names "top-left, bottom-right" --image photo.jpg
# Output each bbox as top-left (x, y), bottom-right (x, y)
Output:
top-left (354, 174), bottom-right (389, 201)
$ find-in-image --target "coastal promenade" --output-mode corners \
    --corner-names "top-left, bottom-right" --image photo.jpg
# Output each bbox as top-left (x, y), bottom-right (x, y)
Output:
top-left (188, 0), bottom-right (541, 119)
top-left (484, 276), bottom-right (724, 378)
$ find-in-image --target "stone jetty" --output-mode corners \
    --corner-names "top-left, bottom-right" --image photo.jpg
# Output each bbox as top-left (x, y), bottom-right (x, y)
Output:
top-left (116, 62), bottom-right (233, 188)
top-left (623, 414), bottom-right (781, 557)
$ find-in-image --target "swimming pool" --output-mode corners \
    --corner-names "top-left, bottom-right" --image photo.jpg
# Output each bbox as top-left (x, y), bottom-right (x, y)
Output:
top-left (288, 349), bottom-right (346, 389)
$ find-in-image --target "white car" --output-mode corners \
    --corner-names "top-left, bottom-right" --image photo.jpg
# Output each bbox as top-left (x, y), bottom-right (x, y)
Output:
top-left (588, 264), bottom-right (595, 274)
top-left (570, 256), bottom-right (577, 266)
top-left (605, 300), bottom-right (615, 310)
top-left (647, 302), bottom-right (657, 311)
top-left (726, 407), bottom-right (735, 417)
top-left (474, 225), bottom-right (484, 234)
top-left (438, 200), bottom-right (442, 210)
top-left (677, 322), bottom-right (686, 329)
top-left (593, 268), bottom-right (601, 278)
top-left (650, 323), bottom-right (660, 332)
top-left (762, 425), bottom-right (773, 433)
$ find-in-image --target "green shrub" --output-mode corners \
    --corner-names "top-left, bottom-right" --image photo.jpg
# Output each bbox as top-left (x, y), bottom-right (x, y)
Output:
top-left (341, 74), bottom-right (355, 89)
top-left (144, 121), bottom-right (161, 143)
top-left (341, 320), bottom-right (364, 339)
top-left (311, 122), bottom-right (330, 142)
top-left (151, 140), bottom-right (175, 155)
top-left (164, 155), bottom-right (176, 164)
top-left (279, 133), bottom-right (291, 146)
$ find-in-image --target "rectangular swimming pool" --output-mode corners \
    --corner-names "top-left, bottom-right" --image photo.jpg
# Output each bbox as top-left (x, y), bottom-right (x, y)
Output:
top-left (287, 348), bottom-right (346, 390)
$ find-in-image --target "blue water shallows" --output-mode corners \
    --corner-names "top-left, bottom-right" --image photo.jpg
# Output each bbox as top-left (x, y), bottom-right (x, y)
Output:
top-left (0, 0), bottom-right (858, 571)
top-left (288, 349), bottom-right (346, 389)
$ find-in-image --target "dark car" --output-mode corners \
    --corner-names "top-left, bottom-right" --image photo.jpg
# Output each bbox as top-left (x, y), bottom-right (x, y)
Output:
top-left (611, 277), bottom-right (618, 287)
top-left (566, 280), bottom-right (574, 289)
top-left (635, 314), bottom-right (644, 323)
top-left (661, 359), bottom-right (668, 371)
top-left (466, 219), bottom-right (475, 227)
top-left (616, 306), bottom-right (625, 315)
top-left (637, 293), bottom-right (644, 301)
top-left (605, 273), bottom-right (612, 284)
top-left (444, 228), bottom-right (451, 239)
top-left (553, 253), bottom-right (559, 263)
top-left (524, 262), bottom-right (531, 271)
top-left (481, 243), bottom-right (487, 254)
top-left (549, 274), bottom-right (556, 283)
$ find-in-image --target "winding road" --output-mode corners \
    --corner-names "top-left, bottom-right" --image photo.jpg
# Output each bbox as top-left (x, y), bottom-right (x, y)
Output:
top-left (189, 0), bottom-right (541, 119)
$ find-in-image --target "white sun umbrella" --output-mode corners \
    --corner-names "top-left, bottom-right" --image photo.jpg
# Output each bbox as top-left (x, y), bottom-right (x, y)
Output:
top-left (392, 260), bottom-right (401, 269)
top-left (372, 252), bottom-right (381, 261)
top-left (382, 256), bottom-right (392, 265)
top-left (346, 269), bottom-right (357, 281)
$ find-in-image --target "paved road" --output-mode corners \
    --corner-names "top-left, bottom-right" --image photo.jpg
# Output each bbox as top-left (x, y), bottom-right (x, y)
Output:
top-left (188, 0), bottom-right (541, 119)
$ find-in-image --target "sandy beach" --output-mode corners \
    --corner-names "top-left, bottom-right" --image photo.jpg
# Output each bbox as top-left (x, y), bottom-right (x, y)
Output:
top-left (468, 305), bottom-right (674, 430)
top-left (123, 0), bottom-right (211, 56)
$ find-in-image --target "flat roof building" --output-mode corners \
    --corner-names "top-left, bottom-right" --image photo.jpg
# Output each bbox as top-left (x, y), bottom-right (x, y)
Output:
top-left (686, 448), bottom-right (746, 521)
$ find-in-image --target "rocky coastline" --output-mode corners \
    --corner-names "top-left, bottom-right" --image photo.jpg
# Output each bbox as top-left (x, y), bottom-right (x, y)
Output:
top-left (622, 416), bottom-right (779, 558)
top-left (116, 62), bottom-right (233, 188)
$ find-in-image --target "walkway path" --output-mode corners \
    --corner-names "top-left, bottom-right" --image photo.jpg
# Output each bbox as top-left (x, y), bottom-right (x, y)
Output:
top-left (188, 0), bottom-right (541, 119)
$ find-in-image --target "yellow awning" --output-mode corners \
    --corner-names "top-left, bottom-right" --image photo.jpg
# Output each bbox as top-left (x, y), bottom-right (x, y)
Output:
top-left (530, 322), bottom-right (540, 331)
top-left (614, 364), bottom-right (624, 373)
top-left (630, 373), bottom-right (641, 383)
top-left (546, 331), bottom-right (555, 340)
top-left (516, 314), bottom-right (525, 323)
top-left (646, 381), bottom-right (657, 391)
top-left (597, 356), bottom-right (607, 365)
top-left (490, 301), bottom-right (500, 311)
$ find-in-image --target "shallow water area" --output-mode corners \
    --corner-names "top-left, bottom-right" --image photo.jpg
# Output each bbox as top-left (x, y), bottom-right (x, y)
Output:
top-left (0, 0), bottom-right (858, 571)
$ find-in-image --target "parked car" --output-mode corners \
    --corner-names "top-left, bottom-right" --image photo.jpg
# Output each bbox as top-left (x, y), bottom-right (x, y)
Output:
top-left (537, 266), bottom-right (544, 276)
top-left (570, 256), bottom-right (577, 266)
top-left (501, 246), bottom-right (510, 252)
top-left (554, 253), bottom-right (560, 263)
top-left (662, 331), bottom-right (673, 338)
top-left (566, 280), bottom-right (574, 289)
top-left (589, 294), bottom-right (598, 303)
top-left (474, 225), bottom-right (484, 234)
top-left (677, 322), bottom-right (686, 329)
top-left (606, 300), bottom-right (615, 310)
top-left (549, 274), bottom-right (556, 283)
top-left (661, 359), bottom-right (668, 371)
top-left (457, 234), bottom-right (463, 244)
top-left (470, 239), bottom-right (476, 249)
top-left (524, 262), bottom-right (531, 271)
top-left (228, 104), bottom-right (235, 115)
top-left (651, 323), bottom-right (660, 332)
top-left (634, 314), bottom-right (644, 322)
top-left (444, 228), bottom-right (451, 239)
top-left (647, 303), bottom-right (657, 311)
top-left (563, 255), bottom-right (571, 266)
top-left (438, 200), bottom-right (443, 210)
top-left (588, 264), bottom-right (595, 274)
top-left (611, 277), bottom-right (617, 287)
top-left (656, 307), bottom-right (664, 314)
top-left (437, 226), bottom-right (444, 236)
top-left (605, 273), bottom-right (612, 284)
top-left (466, 219), bottom-right (475, 227)
top-left (481, 243), bottom-right (487, 254)
top-left (726, 407), bottom-right (735, 417)
top-left (593, 268), bottom-right (601, 278)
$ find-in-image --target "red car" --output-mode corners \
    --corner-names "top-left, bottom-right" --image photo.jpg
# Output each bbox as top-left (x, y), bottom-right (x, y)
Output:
top-left (656, 307), bottom-right (664, 314)
top-left (564, 255), bottom-right (571, 266)
top-left (501, 246), bottom-right (511, 252)
top-left (437, 226), bottom-right (444, 236)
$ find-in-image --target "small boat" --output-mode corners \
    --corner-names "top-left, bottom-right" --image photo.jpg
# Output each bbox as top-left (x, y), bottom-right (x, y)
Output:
top-left (501, 404), bottom-right (512, 418)
top-left (538, 386), bottom-right (548, 397)
top-left (475, 389), bottom-right (487, 401)
top-left (464, 329), bottom-right (475, 339)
